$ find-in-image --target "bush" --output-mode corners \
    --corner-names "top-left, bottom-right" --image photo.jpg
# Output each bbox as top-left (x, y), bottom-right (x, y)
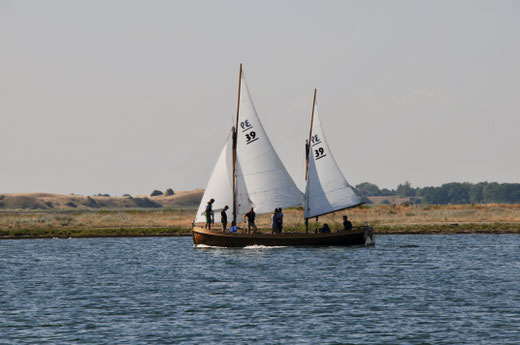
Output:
top-left (150, 190), bottom-right (163, 197)
top-left (84, 196), bottom-right (103, 208)
top-left (164, 188), bottom-right (174, 196)
top-left (134, 197), bottom-right (162, 208)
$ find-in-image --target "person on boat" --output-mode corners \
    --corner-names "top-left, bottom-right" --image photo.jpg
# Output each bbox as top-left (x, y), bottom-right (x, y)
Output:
top-left (204, 198), bottom-right (215, 229)
top-left (276, 208), bottom-right (283, 233)
top-left (244, 206), bottom-right (258, 234)
top-left (229, 221), bottom-right (238, 233)
top-left (221, 205), bottom-right (229, 232)
top-left (271, 208), bottom-right (278, 234)
top-left (343, 215), bottom-right (352, 231)
top-left (319, 223), bottom-right (331, 233)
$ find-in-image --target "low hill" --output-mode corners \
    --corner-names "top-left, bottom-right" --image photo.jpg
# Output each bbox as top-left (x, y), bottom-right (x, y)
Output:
top-left (0, 190), bottom-right (204, 210)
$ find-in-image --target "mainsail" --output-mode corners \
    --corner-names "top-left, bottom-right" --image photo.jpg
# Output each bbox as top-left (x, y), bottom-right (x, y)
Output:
top-left (195, 67), bottom-right (302, 223)
top-left (235, 72), bottom-right (303, 213)
top-left (304, 101), bottom-right (361, 219)
top-left (195, 132), bottom-right (250, 223)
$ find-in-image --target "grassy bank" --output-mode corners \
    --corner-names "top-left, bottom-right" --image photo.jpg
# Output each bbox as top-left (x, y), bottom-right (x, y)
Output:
top-left (0, 226), bottom-right (188, 239)
top-left (1, 204), bottom-right (520, 239)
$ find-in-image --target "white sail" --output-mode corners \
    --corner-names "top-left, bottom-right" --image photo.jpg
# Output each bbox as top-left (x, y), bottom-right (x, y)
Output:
top-left (195, 133), bottom-right (250, 223)
top-left (235, 72), bottom-right (304, 213)
top-left (235, 157), bottom-right (252, 217)
top-left (305, 103), bottom-right (361, 219)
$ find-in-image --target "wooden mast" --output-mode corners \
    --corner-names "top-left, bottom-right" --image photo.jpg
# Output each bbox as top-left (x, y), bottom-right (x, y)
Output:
top-left (305, 89), bottom-right (317, 180)
top-left (232, 64), bottom-right (242, 225)
top-left (304, 88), bottom-right (317, 232)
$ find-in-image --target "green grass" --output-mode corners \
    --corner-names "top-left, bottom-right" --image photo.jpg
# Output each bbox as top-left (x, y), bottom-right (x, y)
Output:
top-left (372, 222), bottom-right (520, 234)
top-left (2, 223), bottom-right (520, 239)
top-left (0, 226), bottom-right (191, 239)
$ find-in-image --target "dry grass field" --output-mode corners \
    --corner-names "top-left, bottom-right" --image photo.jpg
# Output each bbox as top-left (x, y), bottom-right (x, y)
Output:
top-left (0, 190), bottom-right (204, 210)
top-left (1, 203), bottom-right (520, 238)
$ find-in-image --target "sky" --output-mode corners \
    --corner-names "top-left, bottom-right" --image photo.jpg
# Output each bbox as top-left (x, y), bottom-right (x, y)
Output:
top-left (1, 0), bottom-right (519, 196)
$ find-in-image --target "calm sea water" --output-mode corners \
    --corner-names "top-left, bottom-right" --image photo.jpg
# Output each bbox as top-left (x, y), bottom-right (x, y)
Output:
top-left (1, 235), bottom-right (519, 345)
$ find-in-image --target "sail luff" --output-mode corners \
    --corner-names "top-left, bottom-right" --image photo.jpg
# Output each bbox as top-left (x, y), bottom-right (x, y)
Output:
top-left (232, 63), bottom-right (242, 225)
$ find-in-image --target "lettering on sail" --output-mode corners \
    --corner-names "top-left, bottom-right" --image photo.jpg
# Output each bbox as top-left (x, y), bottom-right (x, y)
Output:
top-left (241, 120), bottom-right (258, 145)
top-left (311, 134), bottom-right (327, 160)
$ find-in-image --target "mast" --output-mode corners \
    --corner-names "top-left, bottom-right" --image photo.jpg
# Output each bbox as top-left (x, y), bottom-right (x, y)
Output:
top-left (232, 64), bottom-right (242, 225)
top-left (305, 89), bottom-right (317, 180)
top-left (304, 89), bottom-right (317, 232)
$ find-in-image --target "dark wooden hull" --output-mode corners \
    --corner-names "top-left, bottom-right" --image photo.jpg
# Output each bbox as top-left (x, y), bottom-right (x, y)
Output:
top-left (192, 226), bottom-right (374, 248)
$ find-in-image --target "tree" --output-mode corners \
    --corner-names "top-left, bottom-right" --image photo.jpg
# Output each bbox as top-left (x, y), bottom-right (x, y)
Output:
top-left (443, 183), bottom-right (470, 204)
top-left (396, 181), bottom-right (416, 197)
top-left (355, 182), bottom-right (381, 197)
top-left (469, 183), bottom-right (485, 203)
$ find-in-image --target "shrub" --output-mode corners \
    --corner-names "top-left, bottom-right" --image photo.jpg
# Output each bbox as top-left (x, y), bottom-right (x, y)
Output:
top-left (150, 190), bottom-right (163, 197)
top-left (84, 196), bottom-right (98, 208)
top-left (134, 197), bottom-right (162, 208)
top-left (164, 188), bottom-right (174, 196)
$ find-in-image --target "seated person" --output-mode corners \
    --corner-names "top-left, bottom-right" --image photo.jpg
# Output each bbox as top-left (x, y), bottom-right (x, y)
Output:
top-left (343, 215), bottom-right (352, 231)
top-left (319, 223), bottom-right (331, 233)
top-left (229, 221), bottom-right (238, 233)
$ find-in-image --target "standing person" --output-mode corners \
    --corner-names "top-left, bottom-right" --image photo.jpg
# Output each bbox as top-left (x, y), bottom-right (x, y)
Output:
top-left (343, 215), bottom-right (352, 231)
top-left (271, 208), bottom-right (278, 234)
top-left (276, 208), bottom-right (284, 233)
top-left (221, 205), bottom-right (229, 232)
top-left (204, 198), bottom-right (215, 229)
top-left (244, 206), bottom-right (258, 234)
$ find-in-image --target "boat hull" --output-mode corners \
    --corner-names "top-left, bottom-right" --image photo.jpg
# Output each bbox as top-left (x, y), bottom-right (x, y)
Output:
top-left (192, 226), bottom-right (373, 247)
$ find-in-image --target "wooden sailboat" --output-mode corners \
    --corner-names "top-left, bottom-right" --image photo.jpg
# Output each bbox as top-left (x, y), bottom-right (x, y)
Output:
top-left (192, 66), bottom-right (374, 247)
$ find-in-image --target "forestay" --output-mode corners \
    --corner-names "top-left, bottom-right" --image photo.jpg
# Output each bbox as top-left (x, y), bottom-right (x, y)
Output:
top-left (235, 72), bottom-right (303, 213)
top-left (195, 133), bottom-right (250, 223)
top-left (305, 103), bottom-right (361, 219)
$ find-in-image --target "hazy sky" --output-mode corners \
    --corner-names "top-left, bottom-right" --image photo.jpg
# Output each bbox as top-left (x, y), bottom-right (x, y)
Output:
top-left (1, 1), bottom-right (519, 196)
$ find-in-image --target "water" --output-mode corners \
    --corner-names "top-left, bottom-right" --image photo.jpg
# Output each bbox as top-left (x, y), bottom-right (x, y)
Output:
top-left (1, 235), bottom-right (519, 345)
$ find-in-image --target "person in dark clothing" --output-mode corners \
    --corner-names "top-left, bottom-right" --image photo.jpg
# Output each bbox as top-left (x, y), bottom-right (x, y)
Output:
top-left (204, 198), bottom-right (214, 229)
top-left (221, 205), bottom-right (229, 232)
top-left (343, 215), bottom-right (352, 231)
top-left (276, 208), bottom-right (283, 233)
top-left (271, 208), bottom-right (278, 234)
top-left (319, 223), bottom-right (331, 233)
top-left (244, 206), bottom-right (258, 234)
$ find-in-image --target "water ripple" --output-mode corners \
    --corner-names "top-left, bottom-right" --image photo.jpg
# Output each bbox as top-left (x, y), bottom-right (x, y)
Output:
top-left (0, 235), bottom-right (519, 344)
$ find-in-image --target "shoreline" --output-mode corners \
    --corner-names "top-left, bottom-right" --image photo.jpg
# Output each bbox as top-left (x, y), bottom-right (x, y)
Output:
top-left (2, 222), bottom-right (519, 240)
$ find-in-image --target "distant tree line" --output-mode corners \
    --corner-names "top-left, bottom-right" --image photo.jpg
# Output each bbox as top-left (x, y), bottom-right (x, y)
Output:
top-left (354, 181), bottom-right (520, 205)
